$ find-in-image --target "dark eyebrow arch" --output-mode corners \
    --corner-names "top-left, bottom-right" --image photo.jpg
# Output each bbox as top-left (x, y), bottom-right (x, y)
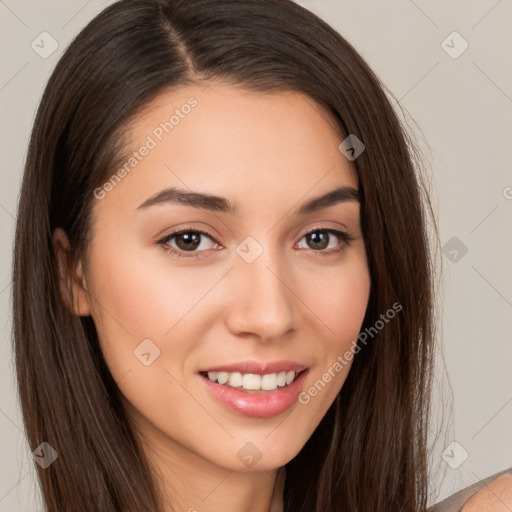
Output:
top-left (295, 186), bottom-right (360, 215)
top-left (136, 185), bottom-right (360, 216)
top-left (137, 187), bottom-right (241, 216)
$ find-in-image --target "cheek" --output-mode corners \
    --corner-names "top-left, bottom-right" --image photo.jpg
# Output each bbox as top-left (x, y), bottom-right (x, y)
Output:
top-left (301, 250), bottom-right (371, 345)
top-left (84, 244), bottom-right (215, 425)
top-left (87, 243), bottom-right (216, 339)
top-left (298, 251), bottom-right (370, 394)
top-left (333, 273), bottom-right (370, 344)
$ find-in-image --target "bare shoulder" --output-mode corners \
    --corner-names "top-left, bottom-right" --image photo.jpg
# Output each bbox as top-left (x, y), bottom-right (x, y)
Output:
top-left (427, 468), bottom-right (512, 512)
top-left (461, 473), bottom-right (512, 511)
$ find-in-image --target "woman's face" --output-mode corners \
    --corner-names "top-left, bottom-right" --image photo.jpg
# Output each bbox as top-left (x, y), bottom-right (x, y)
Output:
top-left (70, 83), bottom-right (370, 472)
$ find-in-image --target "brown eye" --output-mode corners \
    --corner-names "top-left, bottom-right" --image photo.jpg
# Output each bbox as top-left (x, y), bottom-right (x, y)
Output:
top-left (174, 232), bottom-right (202, 251)
top-left (297, 228), bottom-right (353, 253)
top-left (159, 229), bottom-right (218, 256)
top-left (305, 231), bottom-right (330, 250)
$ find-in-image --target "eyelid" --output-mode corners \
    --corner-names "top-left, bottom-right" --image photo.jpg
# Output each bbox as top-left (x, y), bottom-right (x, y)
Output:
top-left (300, 222), bottom-right (353, 239)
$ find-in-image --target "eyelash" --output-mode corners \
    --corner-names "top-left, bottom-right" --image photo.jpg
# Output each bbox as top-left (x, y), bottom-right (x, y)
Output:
top-left (156, 226), bottom-right (355, 259)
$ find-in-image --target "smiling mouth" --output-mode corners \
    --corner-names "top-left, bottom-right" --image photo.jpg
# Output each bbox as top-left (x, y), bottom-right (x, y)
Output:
top-left (199, 369), bottom-right (307, 393)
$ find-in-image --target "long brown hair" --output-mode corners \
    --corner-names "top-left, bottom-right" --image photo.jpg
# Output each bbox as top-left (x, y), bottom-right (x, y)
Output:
top-left (13, 0), bottom-right (440, 510)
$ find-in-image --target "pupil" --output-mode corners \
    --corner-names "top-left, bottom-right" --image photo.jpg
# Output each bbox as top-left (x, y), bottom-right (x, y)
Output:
top-left (176, 232), bottom-right (200, 251)
top-left (308, 231), bottom-right (328, 250)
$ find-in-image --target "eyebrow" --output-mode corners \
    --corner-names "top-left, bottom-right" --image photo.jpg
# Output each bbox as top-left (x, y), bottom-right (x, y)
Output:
top-left (136, 185), bottom-right (360, 216)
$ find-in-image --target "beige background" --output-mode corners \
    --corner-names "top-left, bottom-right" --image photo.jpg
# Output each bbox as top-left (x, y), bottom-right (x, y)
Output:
top-left (1, 0), bottom-right (511, 509)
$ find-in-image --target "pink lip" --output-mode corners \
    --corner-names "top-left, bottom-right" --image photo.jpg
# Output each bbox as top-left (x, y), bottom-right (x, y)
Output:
top-left (198, 360), bottom-right (307, 375)
top-left (199, 368), bottom-right (309, 418)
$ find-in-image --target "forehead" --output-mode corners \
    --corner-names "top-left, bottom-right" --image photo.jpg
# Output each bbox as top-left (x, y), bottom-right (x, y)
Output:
top-left (97, 82), bottom-right (358, 216)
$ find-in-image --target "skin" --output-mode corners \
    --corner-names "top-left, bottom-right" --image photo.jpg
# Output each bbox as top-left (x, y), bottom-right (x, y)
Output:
top-left (54, 82), bottom-right (371, 512)
top-left (462, 474), bottom-right (512, 511)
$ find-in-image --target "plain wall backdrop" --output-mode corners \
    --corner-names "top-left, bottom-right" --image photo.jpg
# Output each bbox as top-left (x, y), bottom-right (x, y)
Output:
top-left (0, 0), bottom-right (511, 510)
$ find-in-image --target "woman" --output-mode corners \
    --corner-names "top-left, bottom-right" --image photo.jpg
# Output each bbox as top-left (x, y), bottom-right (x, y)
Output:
top-left (12, 0), bottom-right (511, 510)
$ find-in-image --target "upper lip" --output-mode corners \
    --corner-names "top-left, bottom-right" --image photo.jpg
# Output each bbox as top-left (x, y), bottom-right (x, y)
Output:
top-left (199, 360), bottom-right (308, 375)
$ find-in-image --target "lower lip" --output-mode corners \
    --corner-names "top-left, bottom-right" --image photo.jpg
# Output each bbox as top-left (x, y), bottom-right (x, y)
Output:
top-left (199, 370), bottom-right (309, 418)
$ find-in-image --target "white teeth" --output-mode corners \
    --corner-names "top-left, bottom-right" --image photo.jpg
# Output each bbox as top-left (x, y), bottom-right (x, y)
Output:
top-left (228, 372), bottom-right (243, 387)
top-left (261, 373), bottom-right (277, 390)
top-left (205, 370), bottom-right (300, 390)
top-left (242, 373), bottom-right (261, 390)
top-left (286, 370), bottom-right (295, 385)
top-left (216, 371), bottom-right (229, 384)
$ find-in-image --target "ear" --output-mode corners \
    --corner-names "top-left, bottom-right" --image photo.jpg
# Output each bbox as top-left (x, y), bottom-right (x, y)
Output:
top-left (52, 227), bottom-right (91, 316)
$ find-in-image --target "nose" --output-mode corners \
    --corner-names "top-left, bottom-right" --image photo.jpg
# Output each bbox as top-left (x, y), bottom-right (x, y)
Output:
top-left (223, 245), bottom-right (298, 343)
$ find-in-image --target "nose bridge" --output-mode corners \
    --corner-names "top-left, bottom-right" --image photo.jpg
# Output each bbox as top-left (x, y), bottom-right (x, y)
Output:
top-left (225, 236), bottom-right (298, 341)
